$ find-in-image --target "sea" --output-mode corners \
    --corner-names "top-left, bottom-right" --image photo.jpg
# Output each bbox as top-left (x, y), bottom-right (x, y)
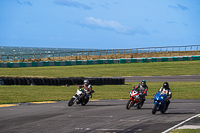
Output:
top-left (0, 46), bottom-right (95, 61)
top-left (0, 46), bottom-right (142, 61)
top-left (0, 45), bottom-right (197, 61)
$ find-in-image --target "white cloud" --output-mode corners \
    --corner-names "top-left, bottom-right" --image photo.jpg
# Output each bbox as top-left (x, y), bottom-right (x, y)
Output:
top-left (168, 4), bottom-right (188, 11)
top-left (54, 0), bottom-right (92, 10)
top-left (80, 17), bottom-right (148, 35)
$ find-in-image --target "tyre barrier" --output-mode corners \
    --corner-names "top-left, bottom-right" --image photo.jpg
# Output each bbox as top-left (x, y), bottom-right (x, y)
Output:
top-left (0, 77), bottom-right (125, 86)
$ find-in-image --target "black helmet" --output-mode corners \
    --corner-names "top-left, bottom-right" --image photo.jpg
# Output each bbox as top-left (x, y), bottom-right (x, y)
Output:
top-left (163, 82), bottom-right (169, 89)
top-left (141, 80), bottom-right (146, 87)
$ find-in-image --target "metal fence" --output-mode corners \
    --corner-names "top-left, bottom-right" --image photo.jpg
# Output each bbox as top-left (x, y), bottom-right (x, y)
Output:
top-left (0, 45), bottom-right (199, 61)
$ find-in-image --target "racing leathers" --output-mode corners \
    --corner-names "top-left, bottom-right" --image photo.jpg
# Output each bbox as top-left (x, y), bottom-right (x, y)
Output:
top-left (133, 83), bottom-right (148, 106)
top-left (79, 84), bottom-right (93, 98)
top-left (158, 87), bottom-right (172, 110)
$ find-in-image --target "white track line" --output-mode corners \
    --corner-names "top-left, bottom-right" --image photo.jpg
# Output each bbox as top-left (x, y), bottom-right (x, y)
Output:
top-left (162, 114), bottom-right (200, 133)
top-left (96, 129), bottom-right (124, 131)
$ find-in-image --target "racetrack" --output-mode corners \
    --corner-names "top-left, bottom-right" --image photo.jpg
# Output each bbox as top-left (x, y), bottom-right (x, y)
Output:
top-left (1, 99), bottom-right (200, 133)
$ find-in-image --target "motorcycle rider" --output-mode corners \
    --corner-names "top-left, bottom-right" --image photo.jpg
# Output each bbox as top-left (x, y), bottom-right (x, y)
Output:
top-left (133, 80), bottom-right (148, 106)
top-left (158, 82), bottom-right (172, 110)
top-left (78, 79), bottom-right (93, 98)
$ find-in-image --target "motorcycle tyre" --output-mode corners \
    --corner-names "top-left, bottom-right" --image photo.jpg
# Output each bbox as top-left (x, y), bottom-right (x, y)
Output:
top-left (161, 109), bottom-right (166, 114)
top-left (152, 103), bottom-right (158, 114)
top-left (161, 106), bottom-right (167, 114)
top-left (81, 97), bottom-right (89, 106)
top-left (126, 99), bottom-right (135, 110)
top-left (137, 103), bottom-right (142, 109)
top-left (68, 98), bottom-right (75, 106)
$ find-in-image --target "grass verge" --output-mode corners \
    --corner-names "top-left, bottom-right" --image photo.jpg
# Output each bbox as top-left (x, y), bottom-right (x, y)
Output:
top-left (0, 60), bottom-right (200, 77)
top-left (0, 81), bottom-right (199, 104)
top-left (170, 129), bottom-right (200, 133)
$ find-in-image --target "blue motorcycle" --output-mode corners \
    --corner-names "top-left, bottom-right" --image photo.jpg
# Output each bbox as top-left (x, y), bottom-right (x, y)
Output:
top-left (152, 92), bottom-right (168, 114)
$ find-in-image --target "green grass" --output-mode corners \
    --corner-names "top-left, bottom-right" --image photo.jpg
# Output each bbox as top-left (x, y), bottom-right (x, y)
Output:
top-left (170, 129), bottom-right (200, 133)
top-left (1, 81), bottom-right (200, 104)
top-left (0, 60), bottom-right (199, 77)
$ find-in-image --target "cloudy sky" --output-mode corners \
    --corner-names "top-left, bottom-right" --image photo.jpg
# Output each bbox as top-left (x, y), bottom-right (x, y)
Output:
top-left (0, 0), bottom-right (200, 49)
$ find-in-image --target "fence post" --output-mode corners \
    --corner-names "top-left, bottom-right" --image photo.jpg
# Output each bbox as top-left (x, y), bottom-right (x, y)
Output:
top-left (34, 54), bottom-right (35, 59)
top-left (124, 49), bottom-right (125, 54)
top-left (65, 52), bottom-right (66, 58)
top-left (118, 49), bottom-right (119, 54)
top-left (59, 52), bottom-right (60, 58)
top-left (40, 53), bottom-right (41, 59)
top-left (13, 55), bottom-right (15, 61)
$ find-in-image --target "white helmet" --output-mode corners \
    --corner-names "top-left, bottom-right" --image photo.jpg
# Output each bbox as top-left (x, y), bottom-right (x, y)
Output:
top-left (84, 79), bottom-right (89, 85)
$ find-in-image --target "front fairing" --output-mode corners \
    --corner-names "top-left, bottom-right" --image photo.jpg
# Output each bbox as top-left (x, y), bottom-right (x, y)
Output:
top-left (154, 92), bottom-right (167, 102)
top-left (153, 92), bottom-right (167, 110)
top-left (130, 90), bottom-right (140, 102)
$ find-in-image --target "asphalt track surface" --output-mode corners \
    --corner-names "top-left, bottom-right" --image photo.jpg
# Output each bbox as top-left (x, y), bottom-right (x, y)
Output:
top-left (123, 75), bottom-right (200, 82)
top-left (1, 99), bottom-right (200, 133)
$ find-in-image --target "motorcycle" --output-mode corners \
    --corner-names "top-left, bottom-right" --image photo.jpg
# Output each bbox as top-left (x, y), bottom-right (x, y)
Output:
top-left (152, 91), bottom-right (168, 114)
top-left (126, 89), bottom-right (143, 110)
top-left (68, 88), bottom-right (94, 106)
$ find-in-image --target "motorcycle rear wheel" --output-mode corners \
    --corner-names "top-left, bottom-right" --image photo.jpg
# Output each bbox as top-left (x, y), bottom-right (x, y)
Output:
top-left (81, 97), bottom-right (89, 106)
top-left (137, 103), bottom-right (142, 109)
top-left (68, 98), bottom-right (75, 106)
top-left (126, 99), bottom-right (135, 110)
top-left (152, 103), bottom-right (158, 114)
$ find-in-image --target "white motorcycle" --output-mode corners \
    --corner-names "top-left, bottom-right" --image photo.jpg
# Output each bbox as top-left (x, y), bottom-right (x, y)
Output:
top-left (68, 88), bottom-right (94, 106)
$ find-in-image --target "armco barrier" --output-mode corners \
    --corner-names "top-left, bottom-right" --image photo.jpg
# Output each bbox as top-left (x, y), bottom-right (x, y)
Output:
top-left (0, 77), bottom-right (125, 86)
top-left (0, 55), bottom-right (199, 68)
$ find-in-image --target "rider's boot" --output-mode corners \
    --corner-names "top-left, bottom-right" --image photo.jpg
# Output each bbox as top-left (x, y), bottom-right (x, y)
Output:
top-left (165, 100), bottom-right (170, 111)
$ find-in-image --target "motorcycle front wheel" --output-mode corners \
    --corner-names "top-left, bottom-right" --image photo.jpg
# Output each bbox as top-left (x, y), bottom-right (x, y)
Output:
top-left (68, 98), bottom-right (75, 106)
top-left (152, 103), bottom-right (158, 114)
top-left (126, 99), bottom-right (135, 110)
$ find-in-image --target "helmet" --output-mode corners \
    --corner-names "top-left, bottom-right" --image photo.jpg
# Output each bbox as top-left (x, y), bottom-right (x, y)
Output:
top-left (84, 79), bottom-right (89, 86)
top-left (163, 82), bottom-right (169, 89)
top-left (141, 80), bottom-right (146, 87)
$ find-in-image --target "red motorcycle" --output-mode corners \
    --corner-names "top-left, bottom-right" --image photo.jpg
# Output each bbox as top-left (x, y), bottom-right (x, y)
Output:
top-left (126, 89), bottom-right (143, 109)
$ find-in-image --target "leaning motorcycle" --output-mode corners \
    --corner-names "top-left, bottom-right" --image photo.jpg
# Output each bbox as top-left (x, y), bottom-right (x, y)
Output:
top-left (126, 89), bottom-right (143, 109)
top-left (152, 91), bottom-right (168, 114)
top-left (68, 88), bottom-right (94, 106)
